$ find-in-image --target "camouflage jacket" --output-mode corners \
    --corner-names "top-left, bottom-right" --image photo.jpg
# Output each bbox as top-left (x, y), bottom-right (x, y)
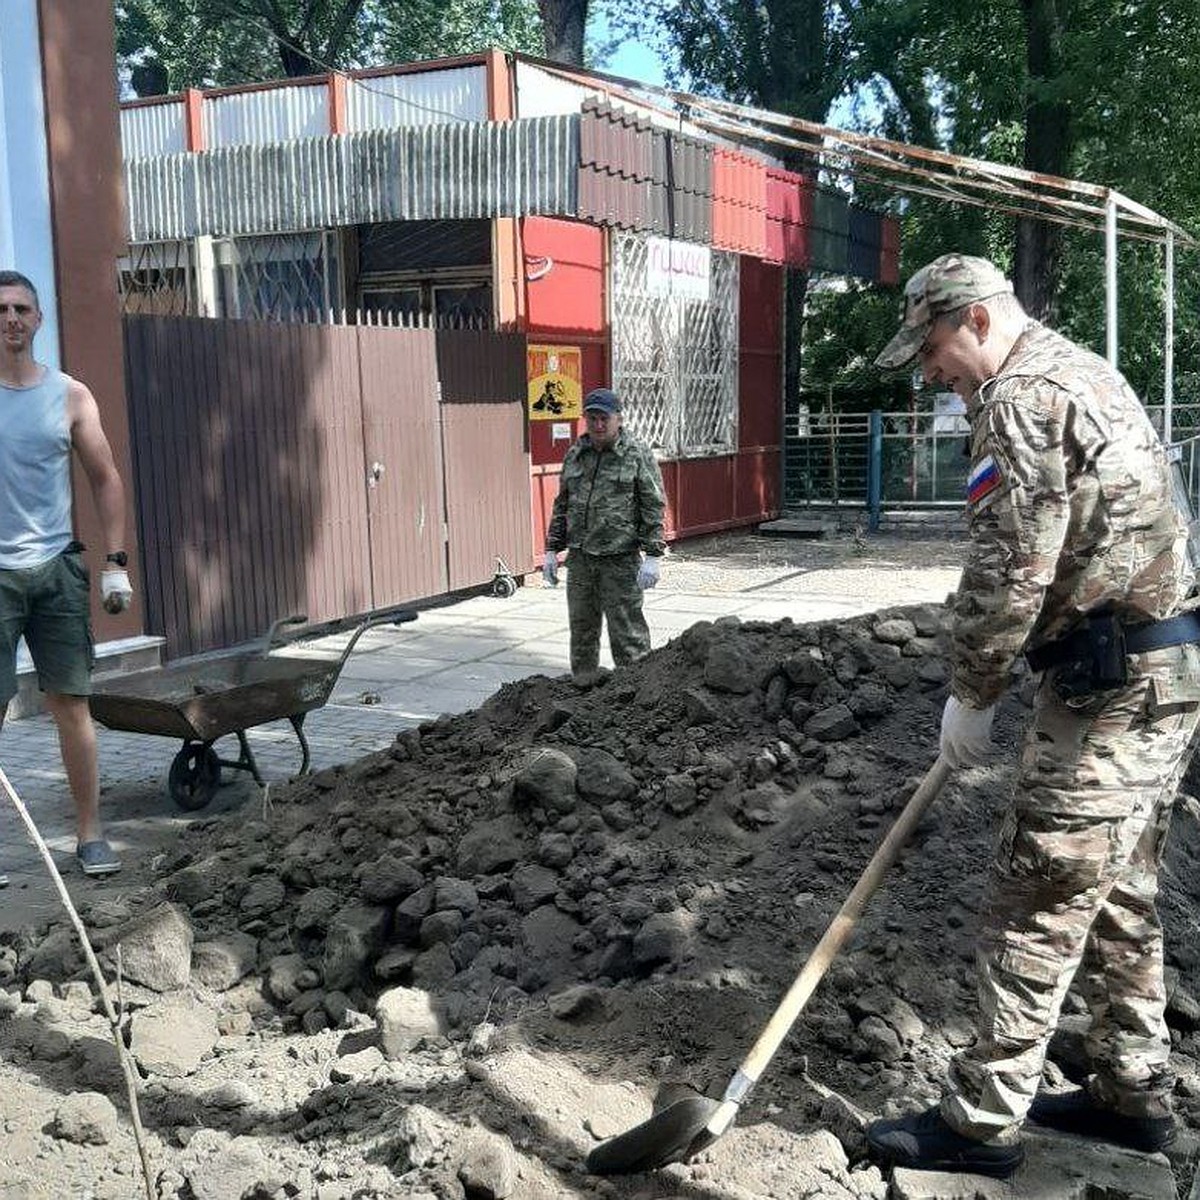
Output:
top-left (545, 430), bottom-right (666, 557)
top-left (952, 321), bottom-right (1191, 707)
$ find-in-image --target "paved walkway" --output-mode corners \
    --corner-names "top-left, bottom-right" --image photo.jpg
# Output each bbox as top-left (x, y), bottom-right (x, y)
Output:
top-left (0, 529), bottom-right (962, 930)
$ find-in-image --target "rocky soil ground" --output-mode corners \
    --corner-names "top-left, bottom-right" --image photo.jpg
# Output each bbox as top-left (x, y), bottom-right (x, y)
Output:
top-left (4, 535), bottom-right (1200, 1199)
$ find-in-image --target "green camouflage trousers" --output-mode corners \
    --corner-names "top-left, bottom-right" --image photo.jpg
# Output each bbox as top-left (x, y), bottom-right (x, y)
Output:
top-left (943, 645), bottom-right (1200, 1141)
top-left (565, 548), bottom-right (651, 675)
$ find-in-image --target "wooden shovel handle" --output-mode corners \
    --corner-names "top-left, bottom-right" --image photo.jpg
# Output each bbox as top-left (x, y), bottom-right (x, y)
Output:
top-left (735, 755), bottom-right (952, 1088)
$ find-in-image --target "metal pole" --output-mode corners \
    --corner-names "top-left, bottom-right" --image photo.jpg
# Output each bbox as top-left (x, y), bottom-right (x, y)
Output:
top-left (867, 411), bottom-right (883, 531)
top-left (1165, 231), bottom-right (1175, 443)
top-left (1105, 193), bottom-right (1118, 368)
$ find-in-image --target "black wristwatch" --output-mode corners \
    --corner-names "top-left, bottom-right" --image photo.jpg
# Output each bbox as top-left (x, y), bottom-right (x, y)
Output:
top-left (105, 551), bottom-right (128, 568)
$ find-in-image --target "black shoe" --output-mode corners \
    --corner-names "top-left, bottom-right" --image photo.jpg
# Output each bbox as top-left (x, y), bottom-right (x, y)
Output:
top-left (866, 1105), bottom-right (1025, 1179)
top-left (1028, 1088), bottom-right (1174, 1152)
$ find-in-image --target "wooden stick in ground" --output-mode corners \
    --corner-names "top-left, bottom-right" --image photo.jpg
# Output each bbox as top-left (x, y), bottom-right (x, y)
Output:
top-left (0, 764), bottom-right (155, 1200)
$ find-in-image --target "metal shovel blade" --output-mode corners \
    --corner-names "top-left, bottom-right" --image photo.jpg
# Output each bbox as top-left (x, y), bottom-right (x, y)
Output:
top-left (586, 1093), bottom-right (722, 1175)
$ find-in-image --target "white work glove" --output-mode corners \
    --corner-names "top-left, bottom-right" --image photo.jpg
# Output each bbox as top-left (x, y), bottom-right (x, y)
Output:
top-left (940, 695), bottom-right (996, 768)
top-left (100, 568), bottom-right (133, 614)
top-left (636, 555), bottom-right (660, 590)
top-left (543, 550), bottom-right (559, 587)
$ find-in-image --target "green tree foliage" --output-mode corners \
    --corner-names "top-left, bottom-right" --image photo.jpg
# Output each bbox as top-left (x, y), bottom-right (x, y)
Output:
top-left (538, 0), bottom-right (588, 63)
top-left (117, 0), bottom-right (544, 94)
top-left (852, 0), bottom-right (1200, 408)
top-left (607, 0), bottom-right (845, 121)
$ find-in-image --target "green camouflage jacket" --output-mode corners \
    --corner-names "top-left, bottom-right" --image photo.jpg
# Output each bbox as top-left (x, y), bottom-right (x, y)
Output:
top-left (953, 321), bottom-right (1192, 707)
top-left (546, 430), bottom-right (666, 557)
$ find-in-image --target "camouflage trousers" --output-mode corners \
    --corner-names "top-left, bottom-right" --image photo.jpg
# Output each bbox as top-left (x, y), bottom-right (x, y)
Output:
top-left (565, 549), bottom-right (651, 676)
top-left (943, 645), bottom-right (1200, 1141)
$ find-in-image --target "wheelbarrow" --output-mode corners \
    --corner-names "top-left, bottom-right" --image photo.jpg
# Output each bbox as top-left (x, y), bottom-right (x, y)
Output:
top-left (88, 608), bottom-right (417, 811)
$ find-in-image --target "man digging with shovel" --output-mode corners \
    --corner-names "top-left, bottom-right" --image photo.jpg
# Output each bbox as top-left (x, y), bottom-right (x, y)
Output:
top-left (865, 254), bottom-right (1200, 1177)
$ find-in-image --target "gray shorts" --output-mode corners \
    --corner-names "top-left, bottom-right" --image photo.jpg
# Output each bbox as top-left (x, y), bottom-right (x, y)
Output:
top-left (0, 548), bottom-right (95, 705)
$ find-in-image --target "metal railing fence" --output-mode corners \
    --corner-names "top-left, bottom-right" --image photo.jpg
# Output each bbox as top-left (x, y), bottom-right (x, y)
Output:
top-left (787, 404), bottom-right (1200, 521)
top-left (785, 409), bottom-right (971, 512)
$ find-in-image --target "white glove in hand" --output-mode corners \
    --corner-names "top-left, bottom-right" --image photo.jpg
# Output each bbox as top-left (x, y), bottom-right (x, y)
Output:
top-left (100, 568), bottom-right (133, 614)
top-left (636, 555), bottom-right (660, 590)
top-left (543, 550), bottom-right (559, 587)
top-left (940, 695), bottom-right (996, 768)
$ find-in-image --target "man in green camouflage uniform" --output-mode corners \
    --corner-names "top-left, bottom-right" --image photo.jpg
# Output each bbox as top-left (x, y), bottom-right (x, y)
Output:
top-left (544, 388), bottom-right (666, 685)
top-left (865, 254), bottom-right (1200, 1178)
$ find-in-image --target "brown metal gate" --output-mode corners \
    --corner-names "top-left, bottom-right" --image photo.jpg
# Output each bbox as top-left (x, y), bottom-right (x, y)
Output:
top-left (123, 315), bottom-right (530, 659)
top-left (357, 327), bottom-right (446, 605)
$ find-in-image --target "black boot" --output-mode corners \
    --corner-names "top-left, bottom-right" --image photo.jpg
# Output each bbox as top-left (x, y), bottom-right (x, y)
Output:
top-left (866, 1105), bottom-right (1025, 1178)
top-left (1028, 1088), bottom-right (1174, 1152)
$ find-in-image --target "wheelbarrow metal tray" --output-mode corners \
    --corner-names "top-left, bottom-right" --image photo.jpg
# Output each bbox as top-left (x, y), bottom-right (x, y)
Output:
top-left (88, 653), bottom-right (342, 743)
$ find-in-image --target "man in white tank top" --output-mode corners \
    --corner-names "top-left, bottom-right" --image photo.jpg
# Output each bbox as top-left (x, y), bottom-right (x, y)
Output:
top-left (0, 270), bottom-right (134, 883)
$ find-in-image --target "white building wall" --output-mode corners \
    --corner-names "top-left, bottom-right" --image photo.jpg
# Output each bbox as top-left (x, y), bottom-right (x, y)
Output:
top-left (346, 66), bottom-right (487, 130)
top-left (0, 0), bottom-right (60, 367)
top-left (121, 99), bottom-right (187, 158)
top-left (207, 83), bottom-right (329, 147)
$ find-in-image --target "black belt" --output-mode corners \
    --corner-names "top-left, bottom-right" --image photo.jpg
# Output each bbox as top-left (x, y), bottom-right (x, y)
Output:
top-left (1027, 611), bottom-right (1200, 672)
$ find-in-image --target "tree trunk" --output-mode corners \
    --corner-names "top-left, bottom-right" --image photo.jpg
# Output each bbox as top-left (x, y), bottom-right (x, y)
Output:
top-left (1015, 0), bottom-right (1072, 322)
top-left (538, 0), bottom-right (588, 64)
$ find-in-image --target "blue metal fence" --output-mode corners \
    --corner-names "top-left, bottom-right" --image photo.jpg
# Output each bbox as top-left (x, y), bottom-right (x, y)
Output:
top-left (785, 409), bottom-right (971, 517)
top-left (786, 404), bottom-right (1200, 534)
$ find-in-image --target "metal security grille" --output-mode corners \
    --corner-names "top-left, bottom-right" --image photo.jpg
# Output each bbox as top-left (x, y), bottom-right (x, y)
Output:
top-left (118, 240), bottom-right (195, 316)
top-left (216, 231), bottom-right (339, 322)
top-left (611, 232), bottom-right (739, 458)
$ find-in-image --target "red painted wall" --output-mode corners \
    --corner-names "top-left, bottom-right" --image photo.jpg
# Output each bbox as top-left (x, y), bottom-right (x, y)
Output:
top-left (523, 224), bottom-right (783, 560)
top-left (523, 217), bottom-right (608, 553)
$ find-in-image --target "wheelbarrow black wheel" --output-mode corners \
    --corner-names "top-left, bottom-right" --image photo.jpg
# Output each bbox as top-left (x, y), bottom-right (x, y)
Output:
top-left (493, 574), bottom-right (517, 599)
top-left (168, 743), bottom-right (221, 811)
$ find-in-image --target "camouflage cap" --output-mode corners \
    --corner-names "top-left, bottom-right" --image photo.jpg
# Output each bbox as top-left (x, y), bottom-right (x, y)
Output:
top-left (876, 254), bottom-right (1013, 369)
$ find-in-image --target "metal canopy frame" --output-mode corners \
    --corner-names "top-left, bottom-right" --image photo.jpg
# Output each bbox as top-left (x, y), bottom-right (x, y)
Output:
top-left (518, 52), bottom-right (1195, 440)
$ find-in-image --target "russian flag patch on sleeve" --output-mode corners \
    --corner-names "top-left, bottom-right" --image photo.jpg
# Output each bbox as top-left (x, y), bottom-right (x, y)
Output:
top-left (967, 454), bottom-right (1003, 506)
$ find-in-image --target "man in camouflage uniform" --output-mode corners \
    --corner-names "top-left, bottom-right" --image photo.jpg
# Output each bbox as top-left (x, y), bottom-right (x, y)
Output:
top-left (544, 388), bottom-right (666, 686)
top-left (865, 254), bottom-right (1200, 1178)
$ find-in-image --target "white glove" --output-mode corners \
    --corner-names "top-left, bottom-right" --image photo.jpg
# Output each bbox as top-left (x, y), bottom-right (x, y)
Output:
top-left (940, 695), bottom-right (996, 768)
top-left (636, 555), bottom-right (660, 590)
top-left (100, 568), bottom-right (133, 614)
top-left (543, 550), bottom-right (559, 587)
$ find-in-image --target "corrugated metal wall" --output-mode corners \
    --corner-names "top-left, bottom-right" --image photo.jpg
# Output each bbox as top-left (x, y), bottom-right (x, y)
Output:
top-left (436, 328), bottom-right (527, 402)
top-left (576, 98), bottom-right (714, 244)
top-left (124, 314), bottom-right (532, 659)
top-left (347, 66), bottom-right (487, 129)
top-left (206, 83), bottom-right (329, 147)
top-left (357, 327), bottom-right (448, 606)
top-left (573, 101), bottom-right (893, 280)
top-left (122, 99), bottom-right (187, 158)
top-left (442, 403), bottom-right (531, 590)
top-left (765, 168), bottom-right (812, 268)
top-left (124, 117), bottom-right (579, 240)
top-left (123, 316), bottom-right (374, 657)
top-left (712, 147), bottom-right (768, 257)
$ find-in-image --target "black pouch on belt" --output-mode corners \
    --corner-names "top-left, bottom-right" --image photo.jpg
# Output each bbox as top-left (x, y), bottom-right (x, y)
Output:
top-left (1031, 612), bottom-right (1129, 701)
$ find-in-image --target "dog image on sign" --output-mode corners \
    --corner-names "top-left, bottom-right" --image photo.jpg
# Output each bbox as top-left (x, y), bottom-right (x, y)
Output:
top-left (528, 344), bottom-right (583, 421)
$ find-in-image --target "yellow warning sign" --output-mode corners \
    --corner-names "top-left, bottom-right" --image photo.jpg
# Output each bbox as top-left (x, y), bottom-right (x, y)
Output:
top-left (527, 344), bottom-right (582, 421)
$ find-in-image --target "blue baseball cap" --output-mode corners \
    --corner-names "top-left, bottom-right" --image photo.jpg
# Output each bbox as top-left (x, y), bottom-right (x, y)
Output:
top-left (583, 388), bottom-right (621, 414)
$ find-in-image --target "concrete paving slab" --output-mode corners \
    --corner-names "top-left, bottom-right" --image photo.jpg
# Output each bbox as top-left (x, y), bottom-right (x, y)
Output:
top-left (480, 646), bottom-right (576, 670)
top-left (642, 593), bottom-right (764, 615)
top-left (327, 653), bottom-right (463, 686)
top-left (739, 597), bottom-right (868, 622)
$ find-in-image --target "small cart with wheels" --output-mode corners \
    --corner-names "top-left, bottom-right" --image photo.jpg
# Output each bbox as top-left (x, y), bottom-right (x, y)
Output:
top-left (88, 608), bottom-right (416, 811)
top-left (491, 555), bottom-right (519, 599)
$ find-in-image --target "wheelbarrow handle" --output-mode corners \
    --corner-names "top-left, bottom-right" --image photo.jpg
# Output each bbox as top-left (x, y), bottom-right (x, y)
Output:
top-left (259, 613), bottom-right (308, 657)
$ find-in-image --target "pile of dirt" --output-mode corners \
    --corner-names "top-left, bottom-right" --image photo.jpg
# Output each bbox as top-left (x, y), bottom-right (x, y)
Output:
top-left (4, 602), bottom-right (1200, 1199)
